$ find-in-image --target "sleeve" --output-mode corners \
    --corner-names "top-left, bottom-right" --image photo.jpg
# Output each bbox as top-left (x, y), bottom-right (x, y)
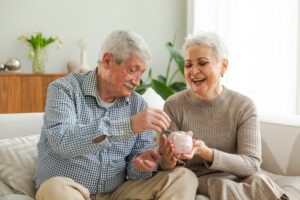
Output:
top-left (43, 82), bottom-right (135, 159)
top-left (206, 99), bottom-right (262, 177)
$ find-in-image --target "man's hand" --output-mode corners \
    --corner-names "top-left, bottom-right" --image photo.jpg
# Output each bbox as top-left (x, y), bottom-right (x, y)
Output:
top-left (159, 134), bottom-right (177, 170)
top-left (133, 149), bottom-right (160, 172)
top-left (130, 108), bottom-right (171, 134)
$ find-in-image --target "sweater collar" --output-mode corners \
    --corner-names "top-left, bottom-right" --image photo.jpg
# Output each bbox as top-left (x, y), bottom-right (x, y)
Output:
top-left (187, 86), bottom-right (229, 107)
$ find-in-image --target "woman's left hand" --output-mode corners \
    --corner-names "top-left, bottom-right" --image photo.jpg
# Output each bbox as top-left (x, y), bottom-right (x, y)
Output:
top-left (193, 139), bottom-right (214, 163)
top-left (175, 150), bottom-right (195, 160)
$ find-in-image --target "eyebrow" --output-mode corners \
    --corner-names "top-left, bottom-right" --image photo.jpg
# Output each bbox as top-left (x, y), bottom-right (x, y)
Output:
top-left (185, 57), bottom-right (209, 62)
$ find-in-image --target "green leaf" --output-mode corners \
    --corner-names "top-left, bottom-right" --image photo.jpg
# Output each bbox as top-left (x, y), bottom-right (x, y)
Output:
top-left (157, 75), bottom-right (167, 84)
top-left (135, 79), bottom-right (151, 94)
top-left (135, 85), bottom-right (148, 94)
top-left (166, 42), bottom-right (184, 75)
top-left (151, 79), bottom-right (174, 100)
top-left (148, 68), bottom-right (152, 79)
top-left (18, 32), bottom-right (62, 51)
top-left (170, 82), bottom-right (187, 92)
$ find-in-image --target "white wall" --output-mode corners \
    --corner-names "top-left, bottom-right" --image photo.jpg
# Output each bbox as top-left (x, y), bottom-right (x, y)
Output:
top-left (0, 0), bottom-right (186, 76)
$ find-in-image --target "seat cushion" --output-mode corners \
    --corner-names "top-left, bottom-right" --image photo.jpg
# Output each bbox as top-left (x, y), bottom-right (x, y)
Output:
top-left (0, 180), bottom-right (13, 197)
top-left (195, 194), bottom-right (209, 200)
top-left (1, 194), bottom-right (34, 200)
top-left (0, 134), bottom-right (40, 198)
top-left (263, 170), bottom-right (300, 190)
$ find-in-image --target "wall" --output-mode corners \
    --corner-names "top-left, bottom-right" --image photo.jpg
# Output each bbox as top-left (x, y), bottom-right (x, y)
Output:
top-left (0, 0), bottom-right (186, 76)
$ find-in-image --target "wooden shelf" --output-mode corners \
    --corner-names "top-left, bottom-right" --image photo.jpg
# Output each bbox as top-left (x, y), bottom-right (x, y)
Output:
top-left (0, 73), bottom-right (66, 113)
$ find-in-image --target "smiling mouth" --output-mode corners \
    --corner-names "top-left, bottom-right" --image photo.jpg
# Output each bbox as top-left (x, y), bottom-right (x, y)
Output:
top-left (192, 78), bottom-right (206, 85)
top-left (124, 82), bottom-right (136, 90)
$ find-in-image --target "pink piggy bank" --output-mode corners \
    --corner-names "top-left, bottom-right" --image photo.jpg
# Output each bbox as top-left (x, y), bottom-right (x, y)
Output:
top-left (168, 131), bottom-right (193, 154)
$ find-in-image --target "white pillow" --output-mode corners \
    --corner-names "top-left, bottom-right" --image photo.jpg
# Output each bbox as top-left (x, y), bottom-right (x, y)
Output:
top-left (141, 87), bottom-right (166, 147)
top-left (0, 134), bottom-right (40, 198)
top-left (141, 87), bottom-right (165, 110)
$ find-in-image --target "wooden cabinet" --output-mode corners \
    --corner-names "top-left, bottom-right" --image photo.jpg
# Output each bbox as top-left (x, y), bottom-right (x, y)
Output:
top-left (0, 73), bottom-right (65, 113)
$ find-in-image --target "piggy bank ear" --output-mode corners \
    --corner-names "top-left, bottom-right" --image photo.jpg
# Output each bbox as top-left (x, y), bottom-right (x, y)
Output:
top-left (168, 132), bottom-right (176, 141)
top-left (186, 131), bottom-right (193, 137)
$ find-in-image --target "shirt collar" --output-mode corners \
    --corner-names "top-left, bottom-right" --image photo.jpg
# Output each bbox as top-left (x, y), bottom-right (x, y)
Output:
top-left (82, 68), bottom-right (98, 97)
top-left (82, 68), bottom-right (129, 106)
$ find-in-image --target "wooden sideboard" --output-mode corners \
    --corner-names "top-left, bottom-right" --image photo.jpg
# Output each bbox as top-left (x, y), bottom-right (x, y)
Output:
top-left (0, 73), bottom-right (65, 113)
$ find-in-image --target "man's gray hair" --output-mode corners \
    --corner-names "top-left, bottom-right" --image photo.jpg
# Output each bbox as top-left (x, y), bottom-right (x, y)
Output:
top-left (183, 32), bottom-right (228, 61)
top-left (99, 30), bottom-right (151, 65)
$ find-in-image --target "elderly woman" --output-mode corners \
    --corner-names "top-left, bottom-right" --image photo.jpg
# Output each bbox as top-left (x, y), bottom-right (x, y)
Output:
top-left (159, 32), bottom-right (299, 199)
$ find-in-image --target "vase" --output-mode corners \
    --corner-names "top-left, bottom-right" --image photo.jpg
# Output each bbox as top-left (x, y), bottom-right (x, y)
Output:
top-left (31, 48), bottom-right (46, 73)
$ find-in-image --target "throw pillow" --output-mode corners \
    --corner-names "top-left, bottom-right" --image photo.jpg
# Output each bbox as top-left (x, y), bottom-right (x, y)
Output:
top-left (141, 87), bottom-right (166, 148)
top-left (0, 134), bottom-right (40, 198)
top-left (141, 87), bottom-right (164, 110)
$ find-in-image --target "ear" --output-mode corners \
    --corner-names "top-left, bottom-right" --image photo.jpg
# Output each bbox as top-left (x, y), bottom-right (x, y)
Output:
top-left (186, 131), bottom-right (193, 137)
top-left (220, 58), bottom-right (228, 76)
top-left (102, 53), bottom-right (113, 69)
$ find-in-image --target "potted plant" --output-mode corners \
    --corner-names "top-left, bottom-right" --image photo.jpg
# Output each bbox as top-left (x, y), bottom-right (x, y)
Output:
top-left (136, 42), bottom-right (186, 100)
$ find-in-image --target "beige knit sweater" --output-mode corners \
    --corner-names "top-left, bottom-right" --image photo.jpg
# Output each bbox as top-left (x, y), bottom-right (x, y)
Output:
top-left (164, 87), bottom-right (262, 189)
top-left (163, 87), bottom-right (300, 199)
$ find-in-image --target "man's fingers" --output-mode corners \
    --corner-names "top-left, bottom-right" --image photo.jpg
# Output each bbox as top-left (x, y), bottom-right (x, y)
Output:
top-left (153, 108), bottom-right (171, 123)
top-left (149, 150), bottom-right (161, 160)
top-left (135, 158), bottom-right (157, 172)
top-left (134, 159), bottom-right (148, 171)
top-left (144, 160), bottom-right (156, 169)
top-left (151, 118), bottom-right (168, 132)
top-left (151, 109), bottom-right (170, 130)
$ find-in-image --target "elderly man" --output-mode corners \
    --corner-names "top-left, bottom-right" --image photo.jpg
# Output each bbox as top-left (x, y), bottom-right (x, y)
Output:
top-left (34, 30), bottom-right (197, 200)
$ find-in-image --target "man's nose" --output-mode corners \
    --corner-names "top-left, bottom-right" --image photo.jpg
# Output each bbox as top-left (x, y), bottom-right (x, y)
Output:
top-left (132, 73), bottom-right (141, 87)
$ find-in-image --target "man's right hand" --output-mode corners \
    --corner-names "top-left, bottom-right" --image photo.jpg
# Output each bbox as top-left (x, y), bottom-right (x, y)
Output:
top-left (130, 108), bottom-right (171, 134)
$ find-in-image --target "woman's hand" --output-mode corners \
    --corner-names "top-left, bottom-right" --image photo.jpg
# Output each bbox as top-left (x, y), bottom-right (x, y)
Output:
top-left (133, 149), bottom-right (160, 172)
top-left (193, 139), bottom-right (214, 163)
top-left (159, 134), bottom-right (177, 170)
top-left (175, 150), bottom-right (195, 160)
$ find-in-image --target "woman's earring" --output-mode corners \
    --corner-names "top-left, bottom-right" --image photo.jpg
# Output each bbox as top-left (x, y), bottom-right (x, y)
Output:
top-left (221, 73), bottom-right (224, 77)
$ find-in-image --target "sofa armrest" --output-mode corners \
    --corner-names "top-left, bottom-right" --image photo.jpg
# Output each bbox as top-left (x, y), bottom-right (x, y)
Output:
top-left (260, 115), bottom-right (300, 176)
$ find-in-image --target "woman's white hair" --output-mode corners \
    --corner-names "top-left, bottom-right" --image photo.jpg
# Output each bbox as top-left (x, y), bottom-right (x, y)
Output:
top-left (98, 30), bottom-right (151, 65)
top-left (183, 32), bottom-right (228, 61)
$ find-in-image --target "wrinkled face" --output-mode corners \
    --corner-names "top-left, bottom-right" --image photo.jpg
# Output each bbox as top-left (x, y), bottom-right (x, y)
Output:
top-left (184, 45), bottom-right (227, 100)
top-left (102, 53), bottom-right (146, 98)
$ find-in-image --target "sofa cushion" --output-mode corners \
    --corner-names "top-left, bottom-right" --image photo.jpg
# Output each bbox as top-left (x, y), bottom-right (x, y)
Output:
top-left (0, 134), bottom-right (39, 198)
top-left (1, 194), bottom-right (34, 200)
top-left (263, 170), bottom-right (300, 190)
top-left (0, 180), bottom-right (13, 197)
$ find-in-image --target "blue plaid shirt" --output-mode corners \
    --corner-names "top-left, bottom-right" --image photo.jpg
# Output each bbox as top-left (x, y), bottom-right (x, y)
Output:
top-left (34, 69), bottom-right (155, 194)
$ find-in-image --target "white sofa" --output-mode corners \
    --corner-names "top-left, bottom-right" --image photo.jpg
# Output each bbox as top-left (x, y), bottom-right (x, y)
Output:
top-left (0, 89), bottom-right (300, 200)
